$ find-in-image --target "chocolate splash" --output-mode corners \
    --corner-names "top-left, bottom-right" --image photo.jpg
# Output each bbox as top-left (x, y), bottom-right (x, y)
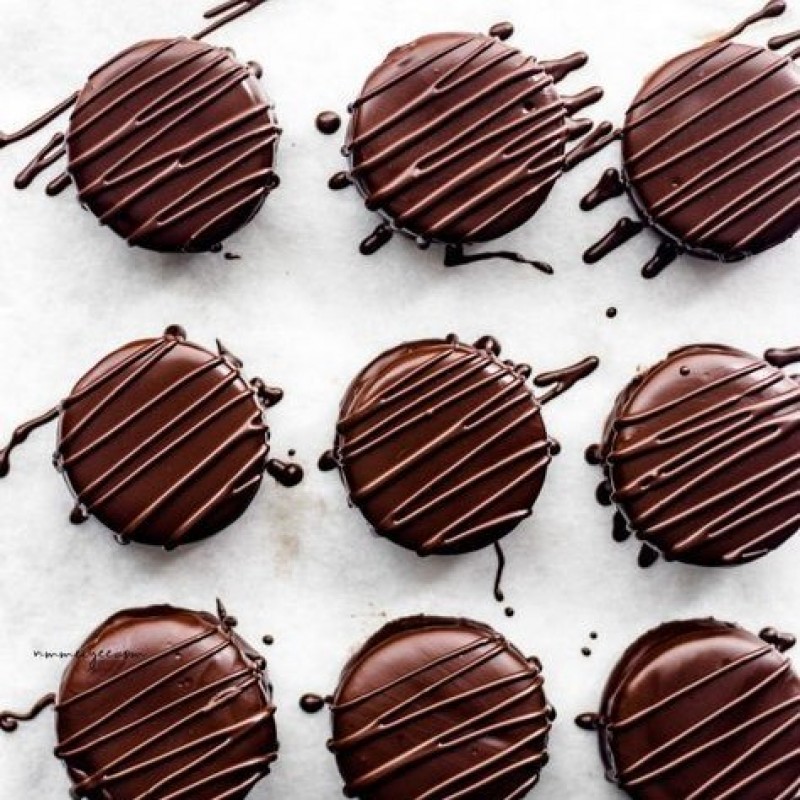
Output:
top-left (0, 693), bottom-right (55, 733)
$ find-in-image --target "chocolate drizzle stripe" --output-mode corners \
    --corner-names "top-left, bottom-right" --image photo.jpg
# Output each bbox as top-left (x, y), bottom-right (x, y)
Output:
top-left (650, 114), bottom-right (800, 217)
top-left (735, 192), bottom-right (800, 250)
top-left (613, 645), bottom-right (773, 730)
top-left (14, 132), bottom-right (66, 190)
top-left (770, 30), bottom-right (800, 50)
top-left (194, 0), bottom-right (268, 40)
top-left (0, 92), bottom-right (78, 148)
top-left (627, 53), bottom-right (793, 170)
top-left (621, 661), bottom-right (794, 782)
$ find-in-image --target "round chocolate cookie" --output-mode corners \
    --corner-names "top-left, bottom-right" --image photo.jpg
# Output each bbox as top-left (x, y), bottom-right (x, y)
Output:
top-left (581, 619), bottom-right (799, 800)
top-left (333, 336), bottom-right (554, 555)
top-left (57, 326), bottom-right (277, 548)
top-left (55, 603), bottom-right (277, 800)
top-left (623, 41), bottom-right (800, 261)
top-left (330, 616), bottom-right (553, 799)
top-left (67, 37), bottom-right (280, 252)
top-left (590, 344), bottom-right (800, 566)
top-left (344, 32), bottom-right (569, 245)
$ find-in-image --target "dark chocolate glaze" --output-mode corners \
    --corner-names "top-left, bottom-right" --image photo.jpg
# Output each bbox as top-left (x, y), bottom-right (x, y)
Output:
top-left (623, 37), bottom-right (799, 262)
top-left (342, 28), bottom-right (605, 265)
top-left (299, 693), bottom-right (328, 714)
top-left (265, 458), bottom-right (304, 487)
top-left (48, 326), bottom-right (277, 548)
top-left (590, 344), bottom-right (800, 566)
top-left (54, 603), bottom-right (277, 800)
top-left (66, 37), bottom-right (280, 252)
top-left (0, 693), bottom-right (55, 733)
top-left (581, 619), bottom-right (800, 799)
top-left (332, 336), bottom-right (552, 556)
top-left (330, 616), bottom-right (552, 799)
top-left (316, 111), bottom-right (342, 135)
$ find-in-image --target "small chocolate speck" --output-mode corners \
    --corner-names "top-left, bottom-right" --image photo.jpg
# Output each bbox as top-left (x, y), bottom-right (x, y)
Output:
top-left (581, 647), bottom-right (592, 657)
top-left (316, 111), bottom-right (341, 135)
top-left (606, 307), bottom-right (618, 319)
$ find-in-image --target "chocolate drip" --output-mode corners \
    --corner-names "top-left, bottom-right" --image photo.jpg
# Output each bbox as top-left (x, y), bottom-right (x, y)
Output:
top-left (0, 406), bottom-right (60, 477)
top-left (488, 22), bottom-right (514, 41)
top-left (0, 693), bottom-right (55, 733)
top-left (194, 0), bottom-right (269, 40)
top-left (250, 377), bottom-right (284, 407)
top-left (760, 627), bottom-right (797, 652)
top-left (564, 122), bottom-right (619, 171)
top-left (266, 458), bottom-right (304, 487)
top-left (14, 132), bottom-right (66, 190)
top-left (316, 111), bottom-right (342, 135)
top-left (584, 217), bottom-right (645, 264)
top-left (565, 117), bottom-right (594, 141)
top-left (581, 168), bottom-right (625, 211)
top-left (0, 92), bottom-right (77, 149)
top-left (328, 171), bottom-right (352, 191)
top-left (541, 52), bottom-right (589, 84)
top-left (493, 541), bottom-right (506, 602)
top-left (769, 30), bottom-right (800, 50)
top-left (718, 0), bottom-right (787, 43)
top-left (562, 86), bottom-right (604, 117)
top-left (596, 480), bottom-right (613, 506)
top-left (764, 346), bottom-right (800, 368)
top-left (638, 543), bottom-right (660, 568)
top-left (444, 243), bottom-right (553, 273)
top-left (534, 356), bottom-right (600, 404)
top-left (585, 443), bottom-right (602, 465)
top-left (318, 449), bottom-right (339, 472)
top-left (359, 223), bottom-right (393, 255)
top-left (46, 172), bottom-right (72, 196)
top-left (641, 240), bottom-right (680, 279)
top-left (474, 335), bottom-right (502, 356)
top-left (575, 712), bottom-right (601, 731)
top-left (299, 693), bottom-right (328, 713)
top-left (612, 511), bottom-right (631, 542)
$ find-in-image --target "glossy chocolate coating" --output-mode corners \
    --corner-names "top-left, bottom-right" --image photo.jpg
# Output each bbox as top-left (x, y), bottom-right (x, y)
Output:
top-left (67, 38), bottom-right (280, 252)
top-left (623, 42), bottom-right (800, 260)
top-left (594, 344), bottom-right (800, 565)
top-left (333, 336), bottom-right (551, 555)
top-left (55, 604), bottom-right (277, 800)
top-left (57, 327), bottom-right (271, 547)
top-left (330, 616), bottom-right (552, 799)
top-left (344, 32), bottom-right (568, 244)
top-left (590, 619), bottom-right (800, 799)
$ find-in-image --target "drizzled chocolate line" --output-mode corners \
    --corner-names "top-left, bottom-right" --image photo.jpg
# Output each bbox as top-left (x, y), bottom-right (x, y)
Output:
top-left (331, 618), bottom-right (551, 799)
top-left (193, 0), bottom-right (270, 40)
top-left (718, 0), bottom-right (787, 43)
top-left (0, 406), bottom-right (60, 477)
top-left (14, 133), bottom-right (66, 190)
top-left (0, 92), bottom-right (77, 149)
top-left (0, 693), bottom-right (55, 732)
top-left (533, 356), bottom-right (600, 404)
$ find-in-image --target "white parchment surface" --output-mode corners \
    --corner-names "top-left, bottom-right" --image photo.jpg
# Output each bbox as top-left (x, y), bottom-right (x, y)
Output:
top-left (0, 0), bottom-right (797, 797)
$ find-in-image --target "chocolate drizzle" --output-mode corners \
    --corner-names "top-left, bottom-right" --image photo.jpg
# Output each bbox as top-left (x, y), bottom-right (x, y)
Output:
top-left (66, 37), bottom-right (281, 252)
top-left (765, 346), bottom-right (800, 368)
top-left (329, 171), bottom-right (353, 191)
top-left (318, 449), bottom-right (339, 472)
top-left (769, 30), bottom-right (800, 51)
top-left (343, 28), bottom-right (606, 266)
top-left (0, 693), bottom-right (55, 733)
top-left (590, 344), bottom-right (800, 566)
top-left (330, 616), bottom-right (552, 799)
top-left (41, 327), bottom-right (279, 548)
top-left (14, 133), bottom-right (66, 190)
top-left (488, 22), bottom-right (514, 42)
top-left (760, 627), bottom-right (797, 652)
top-left (359, 223), bottom-right (393, 255)
top-left (564, 121), bottom-right (618, 171)
top-left (718, 0), bottom-right (787, 43)
top-left (492, 541), bottom-right (507, 602)
top-left (583, 218), bottom-right (644, 264)
top-left (194, 0), bottom-right (269, 40)
top-left (333, 336), bottom-right (555, 556)
top-left (444, 243), bottom-right (553, 273)
top-left (533, 356), bottom-right (600, 405)
top-left (582, 619), bottom-right (800, 799)
top-left (0, 92), bottom-right (77, 149)
top-left (46, 172), bottom-right (73, 196)
top-left (265, 458), bottom-right (304, 487)
top-left (299, 693), bottom-right (328, 714)
top-left (54, 603), bottom-right (278, 800)
top-left (0, 406), bottom-right (60, 477)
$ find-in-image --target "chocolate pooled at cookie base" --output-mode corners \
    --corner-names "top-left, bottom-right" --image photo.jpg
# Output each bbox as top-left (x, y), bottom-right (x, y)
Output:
top-left (325, 615), bottom-right (555, 800)
top-left (575, 619), bottom-right (799, 800)
top-left (322, 335), bottom-right (598, 558)
top-left (587, 343), bottom-right (800, 567)
top-left (330, 22), bottom-right (614, 270)
top-left (0, 601), bottom-right (278, 800)
top-left (580, 0), bottom-right (800, 277)
top-left (0, 0), bottom-right (279, 253)
top-left (0, 325), bottom-right (300, 549)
